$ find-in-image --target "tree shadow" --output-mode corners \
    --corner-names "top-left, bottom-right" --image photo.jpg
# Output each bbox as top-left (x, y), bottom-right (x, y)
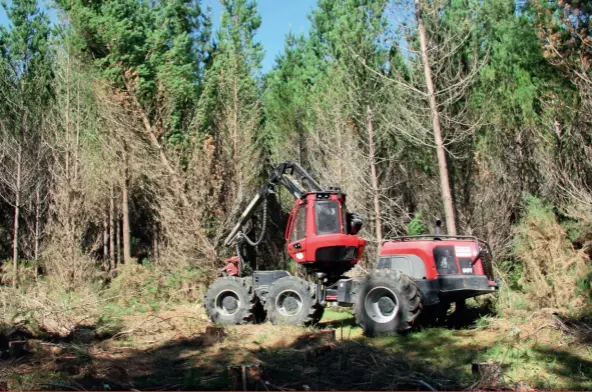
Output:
top-left (0, 299), bottom-right (500, 391)
top-left (318, 300), bottom-right (495, 334)
top-left (1, 323), bottom-right (496, 391)
top-left (443, 300), bottom-right (496, 330)
top-left (531, 346), bottom-right (592, 390)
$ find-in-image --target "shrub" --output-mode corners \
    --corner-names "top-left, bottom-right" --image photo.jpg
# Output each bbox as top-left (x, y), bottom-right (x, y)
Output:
top-left (513, 196), bottom-right (590, 311)
top-left (103, 262), bottom-right (207, 314)
top-left (0, 275), bottom-right (103, 337)
top-left (407, 212), bottom-right (427, 235)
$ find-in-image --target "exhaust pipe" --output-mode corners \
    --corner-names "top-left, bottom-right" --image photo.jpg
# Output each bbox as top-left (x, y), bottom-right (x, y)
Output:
top-left (435, 219), bottom-right (442, 236)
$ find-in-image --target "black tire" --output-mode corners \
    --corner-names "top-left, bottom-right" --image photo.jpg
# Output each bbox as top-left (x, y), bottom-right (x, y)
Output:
top-left (204, 277), bottom-right (257, 325)
top-left (265, 276), bottom-right (322, 326)
top-left (354, 269), bottom-right (422, 336)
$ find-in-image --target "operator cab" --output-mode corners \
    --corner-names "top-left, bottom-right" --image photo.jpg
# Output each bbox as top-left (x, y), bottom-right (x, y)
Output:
top-left (285, 190), bottom-right (366, 282)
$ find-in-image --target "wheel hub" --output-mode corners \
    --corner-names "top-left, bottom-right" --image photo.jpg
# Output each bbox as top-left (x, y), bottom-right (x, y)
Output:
top-left (378, 296), bottom-right (395, 315)
top-left (215, 289), bottom-right (241, 316)
top-left (283, 296), bottom-right (299, 312)
top-left (222, 296), bottom-right (238, 311)
top-left (276, 290), bottom-right (303, 317)
top-left (364, 286), bottom-right (399, 324)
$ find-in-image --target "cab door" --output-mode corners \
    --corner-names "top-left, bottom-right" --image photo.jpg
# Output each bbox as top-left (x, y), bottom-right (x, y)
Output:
top-left (286, 205), bottom-right (309, 262)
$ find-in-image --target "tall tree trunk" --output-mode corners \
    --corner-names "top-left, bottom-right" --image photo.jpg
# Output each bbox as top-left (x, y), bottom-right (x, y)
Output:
top-left (152, 223), bottom-right (159, 261)
top-left (109, 185), bottom-right (115, 270)
top-left (122, 146), bottom-right (131, 264)
top-left (414, 0), bottom-right (457, 235)
top-left (103, 212), bottom-right (108, 262)
top-left (12, 143), bottom-right (22, 287)
top-left (336, 121), bottom-right (343, 184)
top-left (115, 214), bottom-right (121, 268)
top-left (232, 57), bottom-right (241, 194)
top-left (366, 106), bottom-right (383, 245)
top-left (34, 184), bottom-right (40, 279)
top-left (74, 79), bottom-right (80, 181)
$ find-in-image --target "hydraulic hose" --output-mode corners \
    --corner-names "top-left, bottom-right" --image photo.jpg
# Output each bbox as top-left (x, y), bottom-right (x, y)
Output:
top-left (238, 197), bottom-right (268, 247)
top-left (235, 197), bottom-right (269, 275)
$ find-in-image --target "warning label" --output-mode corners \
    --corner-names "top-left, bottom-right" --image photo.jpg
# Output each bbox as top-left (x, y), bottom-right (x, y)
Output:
top-left (455, 246), bottom-right (472, 257)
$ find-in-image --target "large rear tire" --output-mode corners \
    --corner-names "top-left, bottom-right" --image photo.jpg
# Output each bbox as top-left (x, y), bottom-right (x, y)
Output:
top-left (204, 277), bottom-right (257, 325)
top-left (266, 276), bottom-right (322, 326)
top-left (354, 269), bottom-right (422, 336)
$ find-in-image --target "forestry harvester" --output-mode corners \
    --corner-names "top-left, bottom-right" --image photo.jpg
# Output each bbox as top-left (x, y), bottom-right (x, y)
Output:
top-left (204, 161), bottom-right (498, 335)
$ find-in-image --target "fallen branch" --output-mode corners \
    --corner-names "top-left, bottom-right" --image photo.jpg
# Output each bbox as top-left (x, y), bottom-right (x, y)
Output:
top-left (418, 379), bottom-right (437, 391)
top-left (38, 383), bottom-right (82, 391)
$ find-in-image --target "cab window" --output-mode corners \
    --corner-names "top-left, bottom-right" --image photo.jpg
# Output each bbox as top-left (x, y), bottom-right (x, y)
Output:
top-left (315, 201), bottom-right (341, 235)
top-left (290, 206), bottom-right (306, 242)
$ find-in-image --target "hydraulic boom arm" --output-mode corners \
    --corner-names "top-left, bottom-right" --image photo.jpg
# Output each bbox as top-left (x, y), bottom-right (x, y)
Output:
top-left (223, 161), bottom-right (323, 247)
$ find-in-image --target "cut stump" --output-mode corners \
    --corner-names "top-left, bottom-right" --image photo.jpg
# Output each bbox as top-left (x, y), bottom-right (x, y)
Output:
top-left (204, 326), bottom-right (225, 345)
top-left (305, 343), bottom-right (337, 361)
top-left (472, 361), bottom-right (503, 388)
top-left (293, 329), bottom-right (336, 348)
top-left (228, 363), bottom-right (262, 391)
top-left (312, 329), bottom-right (336, 344)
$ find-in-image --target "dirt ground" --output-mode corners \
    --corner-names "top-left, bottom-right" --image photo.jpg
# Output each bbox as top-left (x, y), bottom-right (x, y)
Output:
top-left (1, 305), bottom-right (591, 391)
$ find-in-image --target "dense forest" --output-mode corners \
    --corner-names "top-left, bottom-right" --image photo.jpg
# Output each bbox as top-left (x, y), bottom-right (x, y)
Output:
top-left (1, 0), bottom-right (592, 389)
top-left (0, 0), bottom-right (591, 349)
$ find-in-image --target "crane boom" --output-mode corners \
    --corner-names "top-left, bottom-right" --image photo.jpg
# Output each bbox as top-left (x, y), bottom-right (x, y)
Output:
top-left (223, 161), bottom-right (323, 247)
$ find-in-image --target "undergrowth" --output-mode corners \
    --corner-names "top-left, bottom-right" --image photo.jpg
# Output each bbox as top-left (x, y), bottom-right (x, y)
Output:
top-left (0, 262), bottom-right (207, 338)
top-left (504, 196), bottom-right (591, 313)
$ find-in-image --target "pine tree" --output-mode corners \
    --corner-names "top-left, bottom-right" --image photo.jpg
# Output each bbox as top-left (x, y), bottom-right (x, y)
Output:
top-left (309, 0), bottom-right (393, 245)
top-left (57, 0), bottom-right (211, 188)
top-left (263, 33), bottom-right (316, 166)
top-left (0, 0), bottom-right (53, 286)
top-left (200, 0), bottom-right (263, 215)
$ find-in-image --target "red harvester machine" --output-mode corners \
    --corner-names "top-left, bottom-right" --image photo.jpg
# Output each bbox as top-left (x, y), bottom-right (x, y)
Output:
top-left (204, 161), bottom-right (498, 335)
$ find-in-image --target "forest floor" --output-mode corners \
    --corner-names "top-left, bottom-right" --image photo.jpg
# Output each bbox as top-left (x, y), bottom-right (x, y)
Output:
top-left (1, 305), bottom-right (592, 391)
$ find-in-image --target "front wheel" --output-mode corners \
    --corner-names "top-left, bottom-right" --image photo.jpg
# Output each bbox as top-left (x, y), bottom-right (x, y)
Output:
top-left (265, 276), bottom-right (322, 326)
top-left (354, 269), bottom-right (422, 336)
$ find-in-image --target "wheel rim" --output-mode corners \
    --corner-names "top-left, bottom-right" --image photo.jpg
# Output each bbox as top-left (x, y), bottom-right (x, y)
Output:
top-left (275, 289), bottom-right (303, 317)
top-left (215, 289), bottom-right (241, 316)
top-left (364, 286), bottom-right (399, 324)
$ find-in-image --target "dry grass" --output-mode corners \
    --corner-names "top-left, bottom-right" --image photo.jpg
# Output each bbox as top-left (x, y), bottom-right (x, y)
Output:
top-left (0, 276), bottom-right (102, 337)
top-left (2, 306), bottom-right (591, 391)
top-left (104, 262), bottom-right (207, 311)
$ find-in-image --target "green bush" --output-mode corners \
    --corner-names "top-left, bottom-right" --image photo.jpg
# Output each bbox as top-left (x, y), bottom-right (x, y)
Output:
top-left (103, 262), bottom-right (206, 314)
top-left (407, 212), bottom-right (427, 235)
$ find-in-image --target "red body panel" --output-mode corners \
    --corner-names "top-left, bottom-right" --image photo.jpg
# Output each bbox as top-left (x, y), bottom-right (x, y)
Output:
top-left (284, 193), bottom-right (366, 267)
top-left (287, 233), bottom-right (367, 263)
top-left (380, 239), bottom-right (485, 280)
top-left (222, 256), bottom-right (240, 276)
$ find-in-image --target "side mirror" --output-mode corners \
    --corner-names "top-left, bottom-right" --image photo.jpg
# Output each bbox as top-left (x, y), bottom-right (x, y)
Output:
top-left (348, 214), bottom-right (363, 235)
top-left (434, 219), bottom-right (442, 236)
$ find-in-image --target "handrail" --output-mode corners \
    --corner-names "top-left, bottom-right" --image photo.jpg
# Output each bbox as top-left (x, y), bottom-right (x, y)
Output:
top-left (387, 235), bottom-right (493, 258)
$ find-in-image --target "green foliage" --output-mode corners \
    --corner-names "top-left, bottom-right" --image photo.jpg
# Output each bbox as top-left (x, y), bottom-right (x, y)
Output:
top-left (199, 0), bottom-right (263, 137)
top-left (57, 0), bottom-right (210, 143)
top-left (407, 212), bottom-right (427, 235)
top-left (498, 259), bottom-right (524, 291)
top-left (103, 263), bottom-right (206, 315)
top-left (0, 0), bottom-right (54, 99)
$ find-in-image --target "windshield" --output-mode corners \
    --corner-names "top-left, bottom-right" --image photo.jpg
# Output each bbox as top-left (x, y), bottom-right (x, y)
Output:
top-left (315, 201), bottom-right (341, 235)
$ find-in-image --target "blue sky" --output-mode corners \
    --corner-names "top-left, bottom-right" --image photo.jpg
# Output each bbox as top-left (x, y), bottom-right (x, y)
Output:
top-left (207, 0), bottom-right (316, 71)
top-left (0, 0), bottom-right (316, 73)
